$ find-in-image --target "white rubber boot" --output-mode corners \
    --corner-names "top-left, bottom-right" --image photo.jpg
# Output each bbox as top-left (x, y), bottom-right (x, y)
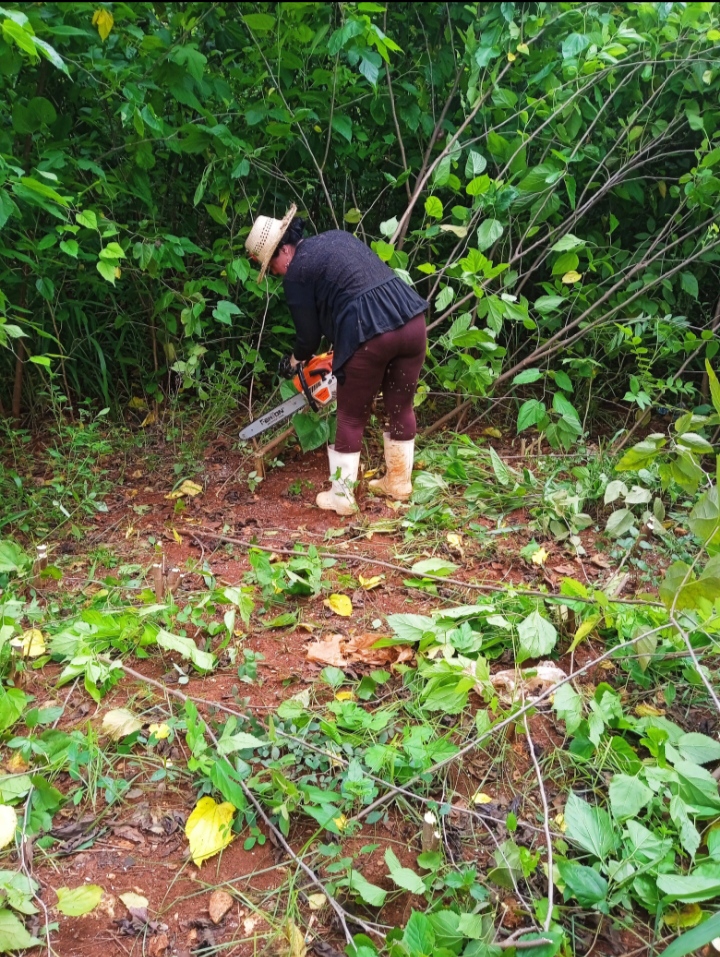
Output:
top-left (316, 445), bottom-right (359, 515)
top-left (369, 433), bottom-right (414, 500)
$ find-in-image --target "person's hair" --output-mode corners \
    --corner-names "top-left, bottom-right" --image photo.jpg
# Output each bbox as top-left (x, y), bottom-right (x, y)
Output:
top-left (272, 216), bottom-right (305, 256)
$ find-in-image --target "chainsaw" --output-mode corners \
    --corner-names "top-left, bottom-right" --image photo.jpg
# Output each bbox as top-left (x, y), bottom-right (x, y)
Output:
top-left (239, 352), bottom-right (336, 440)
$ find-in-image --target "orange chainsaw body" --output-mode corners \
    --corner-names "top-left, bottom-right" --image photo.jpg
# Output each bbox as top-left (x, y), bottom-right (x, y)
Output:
top-left (293, 352), bottom-right (335, 406)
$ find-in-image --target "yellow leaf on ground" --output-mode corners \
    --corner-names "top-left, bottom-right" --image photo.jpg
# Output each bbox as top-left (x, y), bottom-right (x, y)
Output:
top-left (482, 427), bottom-right (503, 438)
top-left (363, 468), bottom-right (379, 479)
top-left (333, 814), bottom-right (348, 831)
top-left (7, 752), bottom-right (28, 773)
top-left (567, 614), bottom-right (601, 654)
top-left (21, 629), bottom-right (46, 658)
top-left (554, 813), bottom-right (566, 833)
top-left (148, 723), bottom-right (170, 740)
top-left (128, 397), bottom-right (147, 411)
top-left (635, 703), bottom-right (665, 717)
top-left (92, 8), bottom-right (114, 40)
top-left (102, 708), bottom-right (143, 741)
top-left (447, 533), bottom-right (463, 548)
top-left (171, 527), bottom-right (182, 544)
top-left (0, 805), bottom-right (17, 849)
top-left (140, 410), bottom-right (156, 428)
top-left (663, 903), bottom-right (703, 928)
top-left (166, 479), bottom-right (203, 500)
top-left (307, 893), bottom-right (326, 911)
top-left (531, 547), bottom-right (549, 566)
top-left (285, 919), bottom-right (307, 957)
top-left (119, 891), bottom-right (148, 912)
top-left (324, 594), bottom-right (353, 616)
top-left (335, 690), bottom-right (355, 701)
top-left (185, 797), bottom-right (235, 866)
top-left (472, 791), bottom-right (493, 805)
top-left (562, 270), bottom-right (582, 284)
top-left (358, 574), bottom-right (384, 591)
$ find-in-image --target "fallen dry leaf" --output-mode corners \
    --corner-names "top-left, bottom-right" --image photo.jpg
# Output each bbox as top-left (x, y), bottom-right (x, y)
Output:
top-left (148, 933), bottom-right (170, 957)
top-left (589, 553), bottom-right (612, 569)
top-left (334, 690), bottom-right (355, 701)
top-left (552, 563), bottom-right (578, 576)
top-left (306, 634), bottom-right (347, 667)
top-left (345, 632), bottom-right (396, 666)
top-left (208, 889), bottom-right (233, 924)
top-left (464, 661), bottom-right (568, 704)
top-left (531, 546), bottom-right (549, 567)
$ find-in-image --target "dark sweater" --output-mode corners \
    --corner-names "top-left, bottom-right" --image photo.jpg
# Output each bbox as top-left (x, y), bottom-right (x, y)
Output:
top-left (283, 230), bottom-right (428, 371)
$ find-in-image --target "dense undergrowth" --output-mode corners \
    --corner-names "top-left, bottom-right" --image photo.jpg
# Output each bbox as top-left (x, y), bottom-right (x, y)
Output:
top-left (1, 389), bottom-right (720, 955)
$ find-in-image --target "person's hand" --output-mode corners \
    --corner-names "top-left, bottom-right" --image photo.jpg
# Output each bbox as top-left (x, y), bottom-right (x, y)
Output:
top-left (278, 354), bottom-right (300, 378)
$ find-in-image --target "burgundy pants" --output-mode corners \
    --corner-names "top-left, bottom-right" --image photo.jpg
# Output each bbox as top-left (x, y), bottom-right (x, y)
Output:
top-left (334, 313), bottom-right (427, 453)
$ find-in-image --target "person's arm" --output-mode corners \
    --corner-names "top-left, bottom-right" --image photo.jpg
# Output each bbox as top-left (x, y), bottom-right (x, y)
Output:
top-left (284, 280), bottom-right (321, 361)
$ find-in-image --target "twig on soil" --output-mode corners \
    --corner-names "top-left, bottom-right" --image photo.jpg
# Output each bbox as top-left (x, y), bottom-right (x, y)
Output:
top-left (522, 713), bottom-right (554, 933)
top-left (190, 530), bottom-right (663, 608)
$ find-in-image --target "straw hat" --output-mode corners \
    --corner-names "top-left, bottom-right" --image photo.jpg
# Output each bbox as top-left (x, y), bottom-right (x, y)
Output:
top-left (245, 203), bottom-right (297, 282)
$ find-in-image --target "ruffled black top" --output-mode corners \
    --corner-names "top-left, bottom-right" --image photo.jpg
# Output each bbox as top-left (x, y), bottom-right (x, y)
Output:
top-left (283, 230), bottom-right (428, 371)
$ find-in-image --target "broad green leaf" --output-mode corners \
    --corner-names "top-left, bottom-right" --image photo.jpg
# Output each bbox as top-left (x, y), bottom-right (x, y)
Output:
top-left (387, 614), bottom-right (436, 642)
top-left (557, 860), bottom-right (607, 904)
top-left (705, 360), bottom-right (720, 417)
top-left (605, 508), bottom-right (635, 538)
top-left (517, 398), bottom-right (546, 432)
top-left (677, 733), bottom-right (720, 765)
top-left (657, 869), bottom-right (720, 904)
top-left (331, 114), bottom-right (352, 142)
top-left (516, 610), bottom-right (557, 663)
top-left (347, 870), bottom-right (386, 907)
top-left (513, 368), bottom-right (543, 385)
top-left (552, 683), bottom-right (583, 734)
top-left (0, 909), bottom-right (40, 952)
top-left (608, 773), bottom-right (653, 820)
top-left (688, 487), bottom-right (720, 543)
top-left (216, 731), bottom-right (266, 755)
top-left (385, 848), bottom-right (426, 895)
top-left (615, 434), bottom-right (667, 471)
top-left (669, 795), bottom-right (700, 858)
top-left (476, 218), bottom-right (503, 251)
top-left (551, 233), bottom-right (585, 252)
top-left (604, 480), bottom-right (628, 504)
top-left (564, 792), bottom-right (618, 861)
top-left (156, 629), bottom-right (216, 672)
top-left (411, 557), bottom-right (458, 577)
top-left (424, 196), bottom-right (443, 219)
top-left (243, 12), bottom-right (276, 31)
top-left (55, 885), bottom-right (104, 916)
top-left (403, 911), bottom-right (435, 955)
